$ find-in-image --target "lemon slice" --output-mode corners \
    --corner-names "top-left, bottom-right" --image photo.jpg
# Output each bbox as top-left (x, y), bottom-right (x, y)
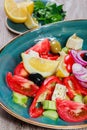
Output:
top-left (24, 13), bottom-right (39, 29)
top-left (4, 0), bottom-right (27, 23)
top-left (17, 1), bottom-right (34, 15)
top-left (56, 51), bottom-right (69, 77)
top-left (26, 1), bottom-right (34, 15)
top-left (56, 65), bottom-right (69, 78)
top-left (22, 53), bottom-right (59, 77)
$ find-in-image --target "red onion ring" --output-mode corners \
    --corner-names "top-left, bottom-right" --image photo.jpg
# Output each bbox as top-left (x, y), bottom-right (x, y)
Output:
top-left (75, 74), bottom-right (87, 82)
top-left (70, 50), bottom-right (86, 66)
top-left (72, 63), bottom-right (87, 76)
top-left (71, 50), bottom-right (87, 88)
top-left (72, 63), bottom-right (87, 88)
top-left (79, 81), bottom-right (87, 88)
top-left (77, 51), bottom-right (87, 66)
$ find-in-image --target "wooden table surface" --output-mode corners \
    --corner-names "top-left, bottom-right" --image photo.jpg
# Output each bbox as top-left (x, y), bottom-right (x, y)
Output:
top-left (0, 0), bottom-right (87, 130)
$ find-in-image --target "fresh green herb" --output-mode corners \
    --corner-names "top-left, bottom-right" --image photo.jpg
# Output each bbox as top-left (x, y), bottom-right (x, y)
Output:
top-left (33, 0), bottom-right (66, 25)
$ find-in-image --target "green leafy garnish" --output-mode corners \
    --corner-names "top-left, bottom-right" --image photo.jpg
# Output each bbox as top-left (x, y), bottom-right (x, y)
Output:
top-left (33, 0), bottom-right (66, 25)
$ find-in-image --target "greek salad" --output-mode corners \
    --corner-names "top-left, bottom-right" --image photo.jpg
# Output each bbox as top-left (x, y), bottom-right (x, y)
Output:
top-left (6, 34), bottom-right (87, 123)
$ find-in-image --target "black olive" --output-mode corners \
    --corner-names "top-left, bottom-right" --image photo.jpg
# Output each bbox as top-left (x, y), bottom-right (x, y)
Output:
top-left (82, 53), bottom-right (87, 61)
top-left (29, 73), bottom-right (44, 86)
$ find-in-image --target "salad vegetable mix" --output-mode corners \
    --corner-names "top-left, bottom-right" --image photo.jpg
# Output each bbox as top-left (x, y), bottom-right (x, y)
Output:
top-left (6, 34), bottom-right (87, 123)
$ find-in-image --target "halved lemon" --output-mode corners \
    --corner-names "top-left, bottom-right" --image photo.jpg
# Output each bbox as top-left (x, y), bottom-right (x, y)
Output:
top-left (17, 1), bottom-right (34, 15)
top-left (4, 0), bottom-right (28, 23)
top-left (26, 1), bottom-right (34, 15)
top-left (21, 53), bottom-right (59, 77)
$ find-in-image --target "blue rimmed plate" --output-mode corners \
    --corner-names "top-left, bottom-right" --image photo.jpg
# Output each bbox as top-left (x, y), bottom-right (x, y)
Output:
top-left (0, 20), bottom-right (87, 129)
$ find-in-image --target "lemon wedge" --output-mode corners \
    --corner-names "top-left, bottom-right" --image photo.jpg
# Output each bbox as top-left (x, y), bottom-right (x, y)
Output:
top-left (17, 1), bottom-right (38, 29)
top-left (56, 65), bottom-right (69, 78)
top-left (4, 0), bottom-right (28, 23)
top-left (24, 13), bottom-right (39, 29)
top-left (56, 51), bottom-right (69, 78)
top-left (21, 53), bottom-right (59, 77)
top-left (17, 1), bottom-right (34, 15)
top-left (26, 1), bottom-right (34, 15)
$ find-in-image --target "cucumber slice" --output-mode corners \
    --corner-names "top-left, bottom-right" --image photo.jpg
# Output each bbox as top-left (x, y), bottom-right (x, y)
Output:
top-left (42, 100), bottom-right (56, 110)
top-left (43, 110), bottom-right (58, 120)
top-left (13, 92), bottom-right (28, 107)
top-left (62, 47), bottom-right (69, 53)
top-left (73, 94), bottom-right (83, 103)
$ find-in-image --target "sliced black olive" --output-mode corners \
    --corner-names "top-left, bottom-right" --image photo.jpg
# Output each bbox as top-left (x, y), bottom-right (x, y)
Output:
top-left (82, 53), bottom-right (87, 61)
top-left (29, 73), bottom-right (44, 86)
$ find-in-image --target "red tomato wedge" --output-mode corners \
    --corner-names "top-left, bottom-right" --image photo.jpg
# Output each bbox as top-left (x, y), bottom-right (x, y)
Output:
top-left (64, 54), bottom-right (75, 73)
top-left (56, 98), bottom-right (87, 122)
top-left (41, 54), bottom-right (59, 60)
top-left (6, 72), bottom-right (39, 97)
top-left (14, 62), bottom-right (29, 78)
top-left (25, 38), bottom-right (50, 55)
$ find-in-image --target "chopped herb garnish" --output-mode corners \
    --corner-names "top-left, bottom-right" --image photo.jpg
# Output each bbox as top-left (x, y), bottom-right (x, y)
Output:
top-left (33, 0), bottom-right (66, 25)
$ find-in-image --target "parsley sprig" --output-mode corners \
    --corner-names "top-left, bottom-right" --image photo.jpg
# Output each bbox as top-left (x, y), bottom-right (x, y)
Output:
top-left (33, 0), bottom-right (66, 25)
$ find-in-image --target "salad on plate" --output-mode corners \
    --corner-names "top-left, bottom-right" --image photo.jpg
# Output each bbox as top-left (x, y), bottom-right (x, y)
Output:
top-left (6, 34), bottom-right (87, 123)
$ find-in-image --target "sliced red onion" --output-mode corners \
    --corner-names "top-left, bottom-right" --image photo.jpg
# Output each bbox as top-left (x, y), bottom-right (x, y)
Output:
top-left (72, 63), bottom-right (87, 76)
top-left (72, 63), bottom-right (87, 88)
top-left (77, 51), bottom-right (87, 66)
top-left (75, 74), bottom-right (87, 82)
top-left (71, 50), bottom-right (87, 88)
top-left (70, 50), bottom-right (86, 66)
top-left (79, 81), bottom-right (87, 88)
top-left (72, 63), bottom-right (87, 81)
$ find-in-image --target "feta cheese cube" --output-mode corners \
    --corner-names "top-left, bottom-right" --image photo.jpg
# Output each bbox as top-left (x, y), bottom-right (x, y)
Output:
top-left (66, 34), bottom-right (83, 50)
top-left (52, 83), bottom-right (67, 101)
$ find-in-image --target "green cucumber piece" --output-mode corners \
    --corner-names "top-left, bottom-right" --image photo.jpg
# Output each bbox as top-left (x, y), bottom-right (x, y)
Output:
top-left (13, 92), bottom-right (28, 107)
top-left (42, 100), bottom-right (56, 110)
top-left (62, 47), bottom-right (69, 53)
top-left (73, 94), bottom-right (83, 103)
top-left (43, 110), bottom-right (58, 120)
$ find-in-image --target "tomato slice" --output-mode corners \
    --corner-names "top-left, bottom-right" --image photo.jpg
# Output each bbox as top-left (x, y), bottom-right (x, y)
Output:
top-left (56, 98), bottom-right (87, 122)
top-left (6, 72), bottom-right (39, 97)
top-left (64, 54), bottom-right (75, 73)
top-left (14, 62), bottom-right (29, 78)
top-left (25, 38), bottom-right (50, 55)
top-left (43, 76), bottom-right (62, 86)
top-left (41, 54), bottom-right (59, 60)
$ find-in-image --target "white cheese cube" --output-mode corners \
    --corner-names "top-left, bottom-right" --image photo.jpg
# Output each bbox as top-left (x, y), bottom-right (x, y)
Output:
top-left (52, 83), bottom-right (67, 101)
top-left (66, 34), bottom-right (83, 50)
